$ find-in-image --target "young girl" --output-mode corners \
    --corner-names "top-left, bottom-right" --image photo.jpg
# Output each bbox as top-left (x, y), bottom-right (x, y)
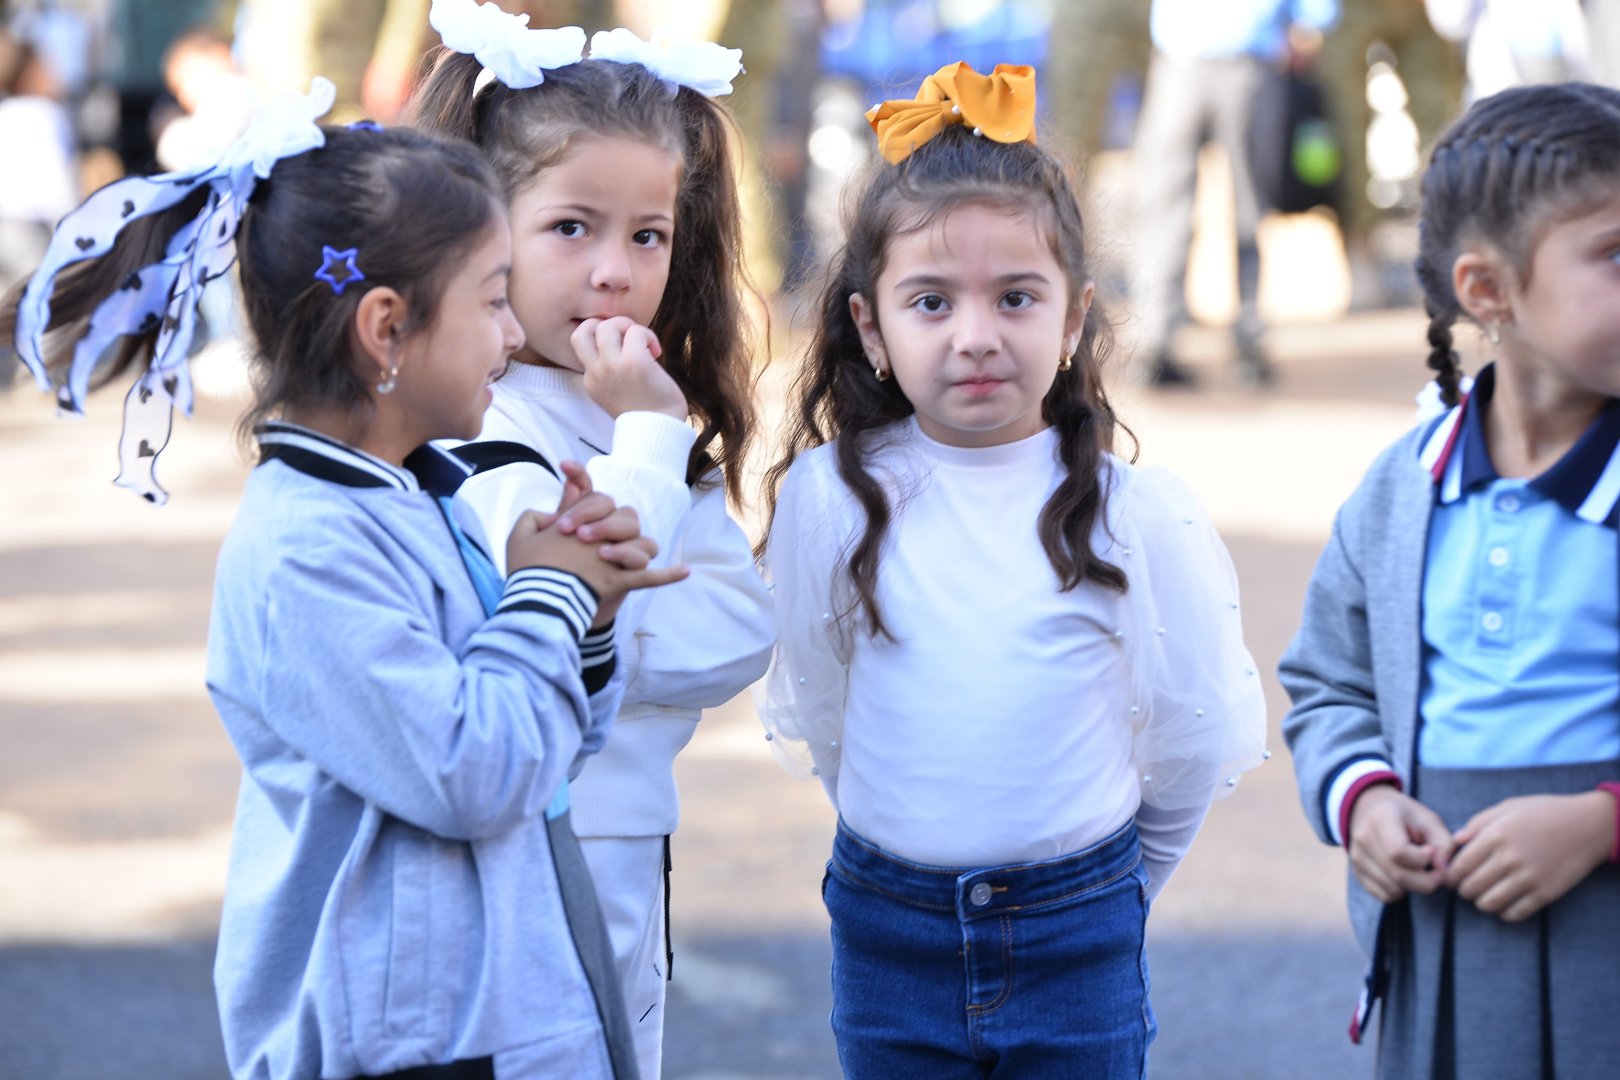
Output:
top-left (409, 7), bottom-right (773, 1074)
top-left (10, 78), bottom-right (684, 1079)
top-left (759, 62), bottom-right (1267, 1077)
top-left (1281, 82), bottom-right (1620, 1076)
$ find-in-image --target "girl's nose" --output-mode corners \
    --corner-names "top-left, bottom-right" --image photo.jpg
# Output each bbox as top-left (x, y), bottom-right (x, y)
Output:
top-left (500, 304), bottom-right (525, 353)
top-left (952, 304), bottom-right (1000, 357)
top-left (590, 243), bottom-right (633, 292)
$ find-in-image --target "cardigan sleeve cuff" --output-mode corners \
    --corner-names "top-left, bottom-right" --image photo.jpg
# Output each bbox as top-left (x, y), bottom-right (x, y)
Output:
top-left (1327, 759), bottom-right (1401, 847)
top-left (497, 568), bottom-right (600, 642)
top-left (579, 622), bottom-right (617, 695)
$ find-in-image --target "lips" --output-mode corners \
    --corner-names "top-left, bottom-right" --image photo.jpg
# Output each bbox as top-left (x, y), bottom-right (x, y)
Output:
top-left (954, 375), bottom-right (1005, 396)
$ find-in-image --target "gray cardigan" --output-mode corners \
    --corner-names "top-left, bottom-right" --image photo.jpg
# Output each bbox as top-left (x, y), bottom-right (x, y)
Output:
top-left (207, 436), bottom-right (624, 1080)
top-left (1278, 419), bottom-right (1437, 952)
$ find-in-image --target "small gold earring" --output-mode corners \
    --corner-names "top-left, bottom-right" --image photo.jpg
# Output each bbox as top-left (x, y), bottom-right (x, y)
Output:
top-left (1058, 350), bottom-right (1073, 372)
top-left (873, 365), bottom-right (890, 382)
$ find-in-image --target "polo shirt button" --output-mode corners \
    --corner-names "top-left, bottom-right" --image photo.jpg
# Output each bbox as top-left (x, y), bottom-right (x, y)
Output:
top-left (1481, 610), bottom-right (1504, 633)
top-left (1497, 494), bottom-right (1521, 513)
top-left (1488, 546), bottom-right (1510, 567)
top-left (969, 882), bottom-right (993, 907)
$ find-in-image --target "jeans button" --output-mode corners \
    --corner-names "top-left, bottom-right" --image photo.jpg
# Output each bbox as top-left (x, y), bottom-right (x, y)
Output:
top-left (968, 882), bottom-right (993, 907)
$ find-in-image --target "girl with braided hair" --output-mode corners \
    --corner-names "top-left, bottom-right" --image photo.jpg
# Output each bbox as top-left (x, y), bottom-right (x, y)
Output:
top-left (1281, 82), bottom-right (1620, 1077)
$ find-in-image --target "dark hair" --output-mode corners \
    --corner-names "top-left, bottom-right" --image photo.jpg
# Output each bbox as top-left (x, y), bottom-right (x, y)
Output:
top-left (408, 47), bottom-right (759, 504)
top-left (763, 124), bottom-right (1129, 639)
top-left (1416, 82), bottom-right (1620, 407)
top-left (0, 125), bottom-right (504, 448)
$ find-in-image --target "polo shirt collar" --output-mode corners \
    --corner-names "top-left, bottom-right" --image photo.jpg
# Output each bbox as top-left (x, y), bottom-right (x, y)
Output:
top-left (1433, 364), bottom-right (1620, 526)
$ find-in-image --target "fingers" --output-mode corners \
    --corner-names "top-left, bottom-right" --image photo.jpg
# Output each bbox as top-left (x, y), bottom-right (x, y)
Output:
top-left (555, 492), bottom-right (619, 534)
top-left (614, 563), bottom-right (690, 591)
top-left (574, 506), bottom-right (645, 545)
top-left (1405, 801), bottom-right (1457, 872)
top-left (554, 460), bottom-right (593, 514)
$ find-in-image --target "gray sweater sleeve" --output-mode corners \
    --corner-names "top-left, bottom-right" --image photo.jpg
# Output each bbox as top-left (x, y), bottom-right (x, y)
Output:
top-left (1279, 496), bottom-right (1397, 846)
top-left (246, 535), bottom-right (619, 842)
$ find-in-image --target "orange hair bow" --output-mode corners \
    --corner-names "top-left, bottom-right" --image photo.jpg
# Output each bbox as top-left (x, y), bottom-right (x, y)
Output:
top-left (865, 62), bottom-right (1037, 165)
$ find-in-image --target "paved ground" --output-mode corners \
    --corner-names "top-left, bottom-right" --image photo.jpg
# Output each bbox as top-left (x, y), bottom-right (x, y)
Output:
top-left (0, 305), bottom-right (1469, 1078)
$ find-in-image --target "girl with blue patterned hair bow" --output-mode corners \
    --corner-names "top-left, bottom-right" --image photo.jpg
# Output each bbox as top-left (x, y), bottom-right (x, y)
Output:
top-left (2, 65), bottom-right (695, 1080)
top-left (411, 5), bottom-right (774, 1076)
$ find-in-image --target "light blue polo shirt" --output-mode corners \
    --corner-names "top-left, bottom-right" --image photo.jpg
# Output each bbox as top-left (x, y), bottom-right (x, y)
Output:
top-left (1419, 365), bottom-right (1620, 767)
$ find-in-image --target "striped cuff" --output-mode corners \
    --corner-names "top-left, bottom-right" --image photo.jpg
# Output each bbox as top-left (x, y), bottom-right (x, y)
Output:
top-left (579, 622), bottom-right (617, 695)
top-left (497, 568), bottom-right (600, 642)
top-left (1326, 758), bottom-right (1401, 847)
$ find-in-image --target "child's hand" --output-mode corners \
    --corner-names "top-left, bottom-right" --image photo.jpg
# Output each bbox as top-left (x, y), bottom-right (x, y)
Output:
top-left (505, 463), bottom-right (688, 629)
top-left (571, 315), bottom-right (688, 421)
top-left (1445, 791), bottom-right (1616, 922)
top-left (1347, 785), bottom-right (1455, 903)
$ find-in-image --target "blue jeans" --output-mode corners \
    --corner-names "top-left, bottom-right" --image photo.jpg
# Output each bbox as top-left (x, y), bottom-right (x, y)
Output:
top-left (825, 820), bottom-right (1155, 1079)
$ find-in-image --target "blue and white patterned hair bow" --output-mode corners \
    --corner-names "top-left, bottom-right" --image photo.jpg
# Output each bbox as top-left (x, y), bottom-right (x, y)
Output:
top-left (14, 76), bottom-right (335, 504)
top-left (587, 28), bottom-right (743, 97)
top-left (429, 0), bottom-right (585, 90)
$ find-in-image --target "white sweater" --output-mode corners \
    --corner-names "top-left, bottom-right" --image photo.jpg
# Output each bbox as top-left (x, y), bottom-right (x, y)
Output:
top-left (761, 420), bottom-right (1268, 895)
top-left (456, 363), bottom-right (775, 838)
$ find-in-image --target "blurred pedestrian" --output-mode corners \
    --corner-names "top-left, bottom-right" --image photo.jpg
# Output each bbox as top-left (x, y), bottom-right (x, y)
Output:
top-left (1129, 0), bottom-right (1339, 387)
top-left (232, 0), bottom-right (429, 123)
top-left (1426, 0), bottom-right (1591, 99)
top-left (1283, 82), bottom-right (1620, 1078)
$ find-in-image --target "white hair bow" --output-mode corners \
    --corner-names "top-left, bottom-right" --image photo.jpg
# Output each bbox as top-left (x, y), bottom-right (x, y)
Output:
top-left (428, 0), bottom-right (585, 90)
top-left (14, 76), bottom-right (336, 503)
top-left (588, 27), bottom-right (743, 97)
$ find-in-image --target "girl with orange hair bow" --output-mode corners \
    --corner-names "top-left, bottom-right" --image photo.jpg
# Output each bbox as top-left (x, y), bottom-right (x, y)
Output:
top-left (757, 62), bottom-right (1267, 1077)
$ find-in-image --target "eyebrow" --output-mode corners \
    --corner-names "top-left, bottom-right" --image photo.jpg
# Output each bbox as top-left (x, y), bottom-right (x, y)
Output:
top-left (483, 263), bottom-right (511, 284)
top-left (534, 203), bottom-right (673, 225)
top-left (891, 271), bottom-right (1054, 290)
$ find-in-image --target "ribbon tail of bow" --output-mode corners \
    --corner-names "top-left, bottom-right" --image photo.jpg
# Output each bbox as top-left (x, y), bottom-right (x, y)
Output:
top-left (113, 368), bottom-right (182, 505)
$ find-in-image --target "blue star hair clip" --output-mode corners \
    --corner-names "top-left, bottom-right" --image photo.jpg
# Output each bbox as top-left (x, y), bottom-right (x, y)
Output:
top-left (347, 119), bottom-right (383, 132)
top-left (314, 245), bottom-right (365, 295)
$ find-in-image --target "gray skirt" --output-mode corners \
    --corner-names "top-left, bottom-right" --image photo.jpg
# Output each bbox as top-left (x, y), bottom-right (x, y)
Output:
top-left (1376, 761), bottom-right (1620, 1080)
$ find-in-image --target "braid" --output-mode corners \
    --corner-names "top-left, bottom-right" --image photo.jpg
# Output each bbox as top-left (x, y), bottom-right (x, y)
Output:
top-left (1424, 308), bottom-right (1462, 408)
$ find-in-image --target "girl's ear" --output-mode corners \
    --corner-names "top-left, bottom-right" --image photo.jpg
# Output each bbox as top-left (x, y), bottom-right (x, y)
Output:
top-left (352, 286), bottom-right (408, 378)
top-left (1452, 248), bottom-right (1514, 328)
top-left (848, 292), bottom-right (889, 377)
top-left (1065, 280), bottom-right (1095, 356)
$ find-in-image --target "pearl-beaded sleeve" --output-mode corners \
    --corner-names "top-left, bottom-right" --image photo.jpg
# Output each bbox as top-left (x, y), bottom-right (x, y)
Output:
top-left (756, 447), bottom-right (856, 790)
top-left (1114, 464), bottom-right (1269, 809)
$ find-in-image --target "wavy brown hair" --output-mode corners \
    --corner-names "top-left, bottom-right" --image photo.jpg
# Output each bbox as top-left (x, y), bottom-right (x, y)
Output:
top-left (762, 125), bottom-right (1131, 640)
top-left (409, 46), bottom-right (759, 503)
top-left (1416, 82), bottom-right (1620, 408)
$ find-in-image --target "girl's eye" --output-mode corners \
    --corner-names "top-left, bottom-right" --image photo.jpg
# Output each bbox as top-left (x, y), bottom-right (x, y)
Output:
top-left (914, 294), bottom-right (946, 313)
top-left (491, 296), bottom-right (509, 310)
top-left (555, 221), bottom-right (585, 239)
top-left (1002, 290), bottom-right (1034, 309)
top-left (633, 229), bottom-right (666, 248)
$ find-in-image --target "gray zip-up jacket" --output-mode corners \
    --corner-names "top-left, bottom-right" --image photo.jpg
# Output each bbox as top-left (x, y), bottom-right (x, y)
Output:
top-left (206, 426), bottom-right (623, 1079)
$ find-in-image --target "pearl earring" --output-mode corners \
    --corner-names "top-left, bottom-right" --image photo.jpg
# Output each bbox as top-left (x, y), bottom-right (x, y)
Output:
top-left (1487, 320), bottom-right (1501, 346)
top-left (377, 365), bottom-right (399, 394)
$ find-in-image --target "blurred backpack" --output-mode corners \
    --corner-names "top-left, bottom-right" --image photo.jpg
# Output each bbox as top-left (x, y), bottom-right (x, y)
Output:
top-left (1249, 62), bottom-right (1341, 215)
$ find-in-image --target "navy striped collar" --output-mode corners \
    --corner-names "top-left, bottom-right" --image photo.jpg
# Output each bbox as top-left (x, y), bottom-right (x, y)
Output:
top-left (255, 422), bottom-right (474, 497)
top-left (1419, 365), bottom-right (1620, 527)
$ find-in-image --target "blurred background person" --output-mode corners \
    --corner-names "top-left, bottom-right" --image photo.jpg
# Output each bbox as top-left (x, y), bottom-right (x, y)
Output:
top-left (1425, 0), bottom-right (1591, 100)
top-left (153, 26), bottom-right (252, 172)
top-left (1319, 0), bottom-right (1462, 311)
top-left (102, 0), bottom-right (228, 174)
top-left (1128, 0), bottom-right (1339, 389)
top-left (231, 0), bottom-right (429, 123)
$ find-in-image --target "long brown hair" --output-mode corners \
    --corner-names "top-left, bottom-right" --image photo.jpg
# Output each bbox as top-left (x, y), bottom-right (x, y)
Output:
top-left (763, 125), bottom-right (1130, 640)
top-left (409, 47), bottom-right (758, 503)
